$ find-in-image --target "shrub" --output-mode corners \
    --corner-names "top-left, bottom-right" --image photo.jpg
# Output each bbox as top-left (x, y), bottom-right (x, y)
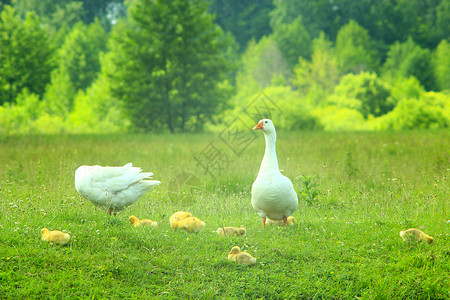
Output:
top-left (333, 72), bottom-right (392, 118)
top-left (372, 92), bottom-right (449, 130)
top-left (312, 106), bottom-right (366, 131)
top-left (224, 85), bottom-right (320, 131)
top-left (68, 74), bottom-right (131, 134)
top-left (0, 89), bottom-right (41, 135)
top-left (382, 37), bottom-right (436, 91)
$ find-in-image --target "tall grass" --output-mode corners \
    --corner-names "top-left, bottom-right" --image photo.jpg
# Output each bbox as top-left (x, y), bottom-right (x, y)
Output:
top-left (0, 130), bottom-right (448, 299)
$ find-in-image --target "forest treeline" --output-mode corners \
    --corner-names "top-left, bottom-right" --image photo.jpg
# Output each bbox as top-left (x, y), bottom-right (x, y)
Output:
top-left (0, 0), bottom-right (449, 134)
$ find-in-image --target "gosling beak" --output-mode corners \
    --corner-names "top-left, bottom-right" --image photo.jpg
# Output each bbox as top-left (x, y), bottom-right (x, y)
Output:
top-left (253, 121), bottom-right (263, 130)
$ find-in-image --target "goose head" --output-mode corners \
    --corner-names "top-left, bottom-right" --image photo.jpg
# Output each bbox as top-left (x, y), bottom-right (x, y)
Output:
top-left (238, 227), bottom-right (247, 236)
top-left (129, 215), bottom-right (139, 225)
top-left (253, 119), bottom-right (275, 134)
top-left (229, 246), bottom-right (241, 255)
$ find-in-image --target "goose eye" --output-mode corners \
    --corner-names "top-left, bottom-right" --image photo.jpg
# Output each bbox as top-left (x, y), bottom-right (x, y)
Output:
top-left (264, 121), bottom-right (268, 124)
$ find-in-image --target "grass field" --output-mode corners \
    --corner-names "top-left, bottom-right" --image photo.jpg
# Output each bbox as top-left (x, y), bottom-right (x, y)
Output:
top-left (0, 130), bottom-right (449, 299)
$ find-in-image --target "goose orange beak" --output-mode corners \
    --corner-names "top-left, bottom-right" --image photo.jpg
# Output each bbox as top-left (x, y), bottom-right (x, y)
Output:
top-left (253, 121), bottom-right (263, 130)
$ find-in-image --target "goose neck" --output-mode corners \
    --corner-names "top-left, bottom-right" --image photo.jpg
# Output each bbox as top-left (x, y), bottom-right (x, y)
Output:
top-left (260, 131), bottom-right (279, 173)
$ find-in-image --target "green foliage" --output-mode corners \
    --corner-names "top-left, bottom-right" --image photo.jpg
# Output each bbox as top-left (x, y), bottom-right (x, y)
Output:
top-left (0, 88), bottom-right (68, 135)
top-left (68, 65), bottom-right (131, 134)
top-left (12, 0), bottom-right (85, 47)
top-left (295, 175), bottom-right (320, 206)
top-left (108, 0), bottom-right (233, 133)
top-left (294, 32), bottom-right (340, 95)
top-left (433, 39), bottom-right (450, 91)
top-left (42, 20), bottom-right (108, 116)
top-left (269, 0), bottom-right (448, 51)
top-left (259, 86), bottom-right (319, 130)
top-left (335, 20), bottom-right (379, 74)
top-left (225, 85), bottom-right (319, 131)
top-left (42, 68), bottom-right (76, 117)
top-left (272, 16), bottom-right (311, 67)
top-left (270, 0), bottom-right (335, 40)
top-left (2, 0), bottom-right (450, 134)
top-left (436, 1), bottom-right (450, 44)
top-left (235, 36), bottom-right (290, 95)
top-left (57, 20), bottom-right (108, 92)
top-left (386, 76), bottom-right (425, 107)
top-left (0, 6), bottom-right (54, 105)
top-left (382, 37), bottom-right (436, 91)
top-left (208, 0), bottom-right (274, 49)
top-left (344, 151), bottom-right (359, 178)
top-left (333, 72), bottom-right (392, 118)
top-left (312, 106), bottom-right (366, 131)
top-left (0, 89), bottom-right (41, 135)
top-left (0, 55), bottom-right (130, 135)
top-left (373, 92), bottom-right (450, 130)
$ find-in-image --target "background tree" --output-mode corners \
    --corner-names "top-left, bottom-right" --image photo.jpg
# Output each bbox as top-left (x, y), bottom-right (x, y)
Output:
top-left (236, 36), bottom-right (290, 92)
top-left (332, 72), bottom-right (392, 118)
top-left (294, 32), bottom-right (339, 96)
top-left (375, 92), bottom-right (449, 130)
top-left (108, 0), bottom-right (233, 132)
top-left (56, 20), bottom-right (107, 92)
top-left (272, 16), bottom-right (311, 67)
top-left (0, 6), bottom-right (54, 105)
top-left (335, 20), bottom-right (379, 74)
top-left (69, 52), bottom-right (131, 134)
top-left (382, 37), bottom-right (436, 91)
top-left (270, 0), bottom-right (337, 40)
top-left (432, 40), bottom-right (450, 91)
top-left (11, 0), bottom-right (127, 32)
top-left (12, 0), bottom-right (85, 47)
top-left (78, 0), bottom-right (126, 28)
top-left (43, 20), bottom-right (108, 116)
top-left (208, 0), bottom-right (273, 50)
top-left (1, 0), bottom-right (449, 134)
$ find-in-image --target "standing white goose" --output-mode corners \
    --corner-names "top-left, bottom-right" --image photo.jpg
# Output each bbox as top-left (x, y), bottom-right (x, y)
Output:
top-left (251, 119), bottom-right (298, 228)
top-left (75, 163), bottom-right (160, 215)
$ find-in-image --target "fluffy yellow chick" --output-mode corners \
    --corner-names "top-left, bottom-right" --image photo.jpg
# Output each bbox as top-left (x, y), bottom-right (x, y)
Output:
top-left (266, 216), bottom-right (295, 226)
top-left (399, 228), bottom-right (434, 244)
top-left (41, 228), bottom-right (70, 245)
top-left (172, 217), bottom-right (205, 233)
top-left (170, 211), bottom-right (192, 230)
top-left (228, 246), bottom-right (256, 265)
top-left (129, 215), bottom-right (157, 227)
top-left (216, 226), bottom-right (246, 237)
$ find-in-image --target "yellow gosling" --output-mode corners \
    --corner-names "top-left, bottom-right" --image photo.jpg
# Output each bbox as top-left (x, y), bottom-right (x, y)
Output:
top-left (129, 215), bottom-right (157, 227)
top-left (139, 219), bottom-right (158, 227)
top-left (399, 228), bottom-right (434, 244)
top-left (216, 226), bottom-right (246, 237)
top-left (172, 217), bottom-right (205, 233)
top-left (228, 246), bottom-right (256, 265)
top-left (266, 216), bottom-right (295, 226)
top-left (170, 211), bottom-right (192, 230)
top-left (41, 228), bottom-right (70, 245)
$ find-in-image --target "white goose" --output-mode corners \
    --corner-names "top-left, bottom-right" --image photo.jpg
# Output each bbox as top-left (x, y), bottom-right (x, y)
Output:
top-left (75, 163), bottom-right (161, 215)
top-left (251, 119), bottom-right (298, 228)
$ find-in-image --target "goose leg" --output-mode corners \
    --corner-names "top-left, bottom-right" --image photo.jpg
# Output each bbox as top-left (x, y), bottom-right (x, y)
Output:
top-left (283, 216), bottom-right (287, 227)
top-left (108, 208), bottom-right (113, 215)
top-left (262, 217), bottom-right (266, 228)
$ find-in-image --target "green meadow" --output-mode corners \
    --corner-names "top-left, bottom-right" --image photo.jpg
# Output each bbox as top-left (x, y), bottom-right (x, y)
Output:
top-left (0, 130), bottom-right (448, 299)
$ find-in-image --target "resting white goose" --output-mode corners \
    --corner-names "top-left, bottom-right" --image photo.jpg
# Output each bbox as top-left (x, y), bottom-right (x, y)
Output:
top-left (251, 119), bottom-right (298, 228)
top-left (75, 163), bottom-right (161, 215)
